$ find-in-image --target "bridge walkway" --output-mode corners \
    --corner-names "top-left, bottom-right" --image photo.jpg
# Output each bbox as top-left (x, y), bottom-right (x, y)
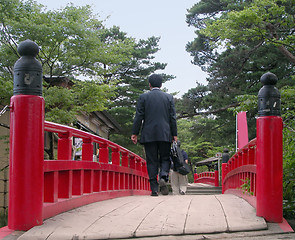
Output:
top-left (17, 189), bottom-right (269, 239)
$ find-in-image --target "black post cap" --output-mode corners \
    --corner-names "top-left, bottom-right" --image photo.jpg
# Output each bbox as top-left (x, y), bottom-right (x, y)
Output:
top-left (13, 40), bottom-right (42, 96)
top-left (258, 72), bottom-right (280, 117)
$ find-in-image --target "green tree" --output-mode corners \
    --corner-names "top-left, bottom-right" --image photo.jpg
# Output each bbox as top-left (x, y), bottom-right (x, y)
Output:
top-left (0, 0), bottom-right (135, 124)
top-left (200, 0), bottom-right (295, 65)
top-left (101, 27), bottom-right (174, 155)
top-left (177, 117), bottom-right (227, 166)
top-left (182, 0), bottom-right (295, 149)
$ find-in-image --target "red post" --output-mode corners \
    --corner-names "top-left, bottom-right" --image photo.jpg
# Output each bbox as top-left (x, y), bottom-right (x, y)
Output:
top-left (58, 132), bottom-right (72, 160)
top-left (111, 148), bottom-right (120, 165)
top-left (44, 171), bottom-right (58, 202)
top-left (194, 173), bottom-right (198, 183)
top-left (129, 156), bottom-right (136, 169)
top-left (214, 170), bottom-right (219, 187)
top-left (8, 40), bottom-right (44, 230)
top-left (256, 72), bottom-right (283, 223)
top-left (121, 152), bottom-right (129, 167)
top-left (99, 143), bottom-right (109, 163)
top-left (256, 116), bottom-right (283, 222)
top-left (135, 158), bottom-right (142, 172)
top-left (9, 96), bottom-right (44, 230)
top-left (82, 138), bottom-right (93, 161)
top-left (222, 163), bottom-right (227, 193)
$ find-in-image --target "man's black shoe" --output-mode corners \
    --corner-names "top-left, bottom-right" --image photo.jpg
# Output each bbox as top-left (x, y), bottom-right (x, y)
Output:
top-left (159, 178), bottom-right (169, 195)
top-left (151, 191), bottom-right (158, 196)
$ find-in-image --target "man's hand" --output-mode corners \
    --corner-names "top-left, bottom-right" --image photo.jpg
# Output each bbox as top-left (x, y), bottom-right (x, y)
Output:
top-left (131, 134), bottom-right (138, 144)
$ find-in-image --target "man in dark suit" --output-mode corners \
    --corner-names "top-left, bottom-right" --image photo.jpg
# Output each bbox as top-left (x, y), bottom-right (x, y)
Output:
top-left (131, 74), bottom-right (177, 196)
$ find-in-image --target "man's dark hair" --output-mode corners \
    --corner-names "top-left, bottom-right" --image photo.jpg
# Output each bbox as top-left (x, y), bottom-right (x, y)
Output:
top-left (148, 74), bottom-right (162, 88)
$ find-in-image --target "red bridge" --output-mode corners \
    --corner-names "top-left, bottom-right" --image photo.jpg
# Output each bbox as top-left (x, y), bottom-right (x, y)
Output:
top-left (0, 40), bottom-right (294, 239)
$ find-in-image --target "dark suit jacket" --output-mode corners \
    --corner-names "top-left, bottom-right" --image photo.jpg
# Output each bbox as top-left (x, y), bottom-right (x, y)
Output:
top-left (132, 88), bottom-right (177, 144)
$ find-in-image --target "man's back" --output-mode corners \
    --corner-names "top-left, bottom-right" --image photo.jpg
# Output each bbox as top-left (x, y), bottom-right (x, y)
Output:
top-left (132, 89), bottom-right (177, 143)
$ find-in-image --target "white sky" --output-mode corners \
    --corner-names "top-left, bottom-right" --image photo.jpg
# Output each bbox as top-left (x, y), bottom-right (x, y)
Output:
top-left (35, 0), bottom-right (208, 97)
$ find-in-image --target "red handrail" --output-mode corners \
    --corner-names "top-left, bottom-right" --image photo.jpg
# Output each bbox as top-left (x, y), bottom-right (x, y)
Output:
top-left (194, 171), bottom-right (219, 187)
top-left (43, 121), bottom-right (150, 220)
top-left (222, 139), bottom-right (257, 208)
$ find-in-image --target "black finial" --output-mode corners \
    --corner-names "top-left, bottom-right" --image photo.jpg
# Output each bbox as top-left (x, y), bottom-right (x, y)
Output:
top-left (17, 39), bottom-right (39, 57)
top-left (258, 72), bottom-right (280, 117)
top-left (260, 72), bottom-right (278, 86)
top-left (13, 40), bottom-right (42, 96)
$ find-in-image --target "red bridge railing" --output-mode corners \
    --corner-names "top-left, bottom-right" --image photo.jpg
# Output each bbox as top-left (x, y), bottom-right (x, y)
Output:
top-left (7, 40), bottom-right (286, 233)
top-left (7, 39), bottom-right (151, 231)
top-left (194, 171), bottom-right (219, 187)
top-left (221, 115), bottom-right (283, 223)
top-left (8, 93), bottom-right (150, 231)
top-left (222, 139), bottom-right (257, 208)
top-left (43, 121), bottom-right (150, 220)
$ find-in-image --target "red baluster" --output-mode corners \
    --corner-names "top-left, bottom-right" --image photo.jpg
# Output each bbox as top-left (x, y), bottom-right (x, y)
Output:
top-left (44, 171), bottom-right (58, 202)
top-left (214, 170), bottom-right (219, 187)
top-left (121, 152), bottom-right (129, 167)
top-left (82, 138), bottom-right (93, 161)
top-left (58, 132), bottom-right (72, 160)
top-left (72, 170), bottom-right (84, 195)
top-left (111, 148), bottom-right (120, 165)
top-left (99, 143), bottom-right (109, 163)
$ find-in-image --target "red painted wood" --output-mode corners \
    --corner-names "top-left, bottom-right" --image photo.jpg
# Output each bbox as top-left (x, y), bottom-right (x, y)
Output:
top-left (83, 170), bottom-right (94, 194)
top-left (214, 170), bottom-right (219, 187)
top-left (111, 148), bottom-right (120, 165)
top-left (72, 170), bottom-right (83, 195)
top-left (58, 170), bottom-right (72, 198)
top-left (82, 138), bottom-right (93, 161)
top-left (256, 116), bottom-right (283, 222)
top-left (8, 95), bottom-right (44, 230)
top-left (42, 190), bottom-right (151, 220)
top-left (9, 118), bottom-right (149, 231)
top-left (57, 132), bottom-right (72, 160)
top-left (44, 171), bottom-right (58, 202)
top-left (99, 143), bottom-right (109, 163)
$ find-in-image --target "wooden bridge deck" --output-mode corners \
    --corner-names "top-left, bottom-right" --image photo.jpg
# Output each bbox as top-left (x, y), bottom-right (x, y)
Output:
top-left (17, 192), bottom-right (270, 239)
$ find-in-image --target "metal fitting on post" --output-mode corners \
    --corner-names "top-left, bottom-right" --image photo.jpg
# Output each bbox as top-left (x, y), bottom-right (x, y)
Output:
top-left (258, 72), bottom-right (280, 117)
top-left (13, 39), bottom-right (42, 96)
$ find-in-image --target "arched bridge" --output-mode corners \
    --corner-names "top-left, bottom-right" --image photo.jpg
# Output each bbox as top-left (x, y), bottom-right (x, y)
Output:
top-left (0, 40), bottom-right (294, 239)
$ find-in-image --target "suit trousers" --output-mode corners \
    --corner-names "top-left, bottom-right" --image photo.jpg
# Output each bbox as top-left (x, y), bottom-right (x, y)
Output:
top-left (144, 141), bottom-right (171, 193)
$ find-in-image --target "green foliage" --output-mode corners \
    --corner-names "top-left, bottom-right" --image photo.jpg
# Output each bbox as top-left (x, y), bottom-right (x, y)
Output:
top-left (0, 211), bottom-right (7, 228)
top-left (239, 177), bottom-right (254, 196)
top-left (281, 86), bottom-right (295, 218)
top-left (196, 0), bottom-right (295, 65)
top-left (0, 0), bottom-right (171, 155)
top-left (0, 0), bottom-right (142, 124)
top-left (107, 32), bottom-right (174, 154)
top-left (0, 77), bottom-right (13, 106)
top-left (176, 117), bottom-right (227, 169)
top-left (229, 95), bottom-right (257, 115)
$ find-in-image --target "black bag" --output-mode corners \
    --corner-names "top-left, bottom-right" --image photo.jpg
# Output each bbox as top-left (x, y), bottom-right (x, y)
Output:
top-left (171, 142), bottom-right (190, 175)
top-left (177, 162), bottom-right (191, 175)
